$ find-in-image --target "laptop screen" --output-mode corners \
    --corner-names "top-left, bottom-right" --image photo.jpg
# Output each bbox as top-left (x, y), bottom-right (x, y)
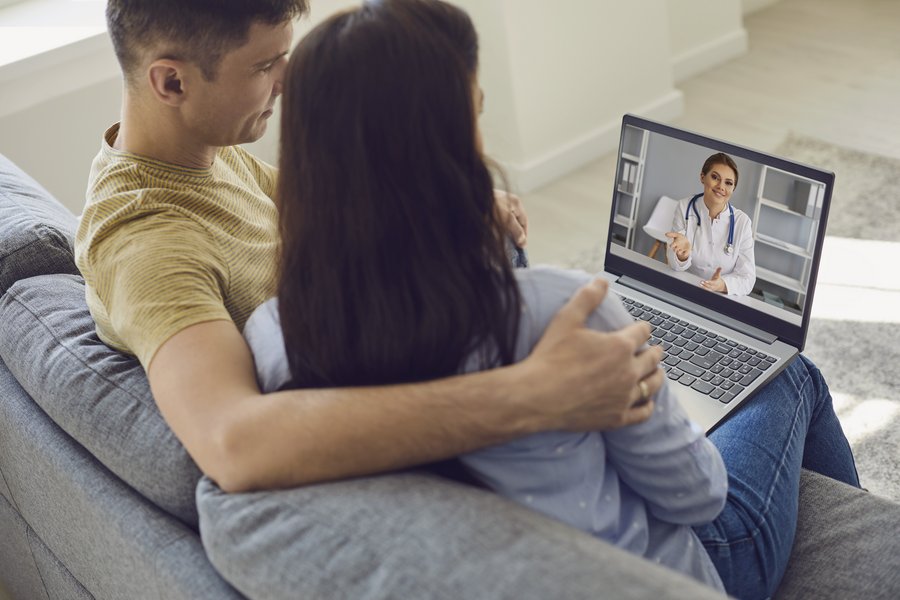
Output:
top-left (604, 114), bottom-right (834, 350)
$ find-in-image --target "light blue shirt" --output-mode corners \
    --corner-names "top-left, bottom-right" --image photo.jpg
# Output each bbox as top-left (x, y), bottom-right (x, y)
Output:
top-left (244, 266), bottom-right (728, 591)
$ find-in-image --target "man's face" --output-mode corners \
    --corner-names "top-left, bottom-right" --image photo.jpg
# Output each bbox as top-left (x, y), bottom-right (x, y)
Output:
top-left (184, 20), bottom-right (294, 147)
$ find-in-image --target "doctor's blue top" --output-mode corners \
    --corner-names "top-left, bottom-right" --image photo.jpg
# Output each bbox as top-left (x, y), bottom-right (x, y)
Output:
top-left (667, 195), bottom-right (756, 296)
top-left (243, 267), bottom-right (729, 592)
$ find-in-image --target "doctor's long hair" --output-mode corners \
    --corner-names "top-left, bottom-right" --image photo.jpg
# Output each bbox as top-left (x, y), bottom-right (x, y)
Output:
top-left (276, 0), bottom-right (521, 389)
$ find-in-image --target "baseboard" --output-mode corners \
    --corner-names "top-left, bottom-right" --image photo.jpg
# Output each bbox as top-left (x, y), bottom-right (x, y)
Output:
top-left (743, 0), bottom-right (782, 16)
top-left (671, 28), bottom-right (748, 84)
top-left (502, 89), bottom-right (684, 194)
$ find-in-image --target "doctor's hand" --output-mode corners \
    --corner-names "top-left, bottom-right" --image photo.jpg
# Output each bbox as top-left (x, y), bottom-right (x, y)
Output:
top-left (700, 267), bottom-right (727, 293)
top-left (665, 231), bottom-right (691, 261)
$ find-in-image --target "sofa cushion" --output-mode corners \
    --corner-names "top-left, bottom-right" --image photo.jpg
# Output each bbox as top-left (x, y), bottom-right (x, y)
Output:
top-left (0, 274), bottom-right (202, 527)
top-left (0, 154), bottom-right (80, 295)
top-left (197, 472), bottom-right (725, 600)
top-left (776, 470), bottom-right (900, 599)
top-left (0, 356), bottom-right (241, 599)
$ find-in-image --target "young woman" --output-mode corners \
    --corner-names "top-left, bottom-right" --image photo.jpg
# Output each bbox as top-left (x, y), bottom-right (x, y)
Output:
top-left (243, 1), bottom-right (860, 597)
top-left (666, 153), bottom-right (757, 295)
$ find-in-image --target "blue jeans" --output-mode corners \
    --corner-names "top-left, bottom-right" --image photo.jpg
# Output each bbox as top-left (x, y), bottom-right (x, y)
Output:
top-left (693, 355), bottom-right (860, 600)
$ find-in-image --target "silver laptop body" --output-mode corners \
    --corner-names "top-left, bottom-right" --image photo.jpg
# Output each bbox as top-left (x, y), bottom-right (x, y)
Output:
top-left (602, 115), bottom-right (834, 433)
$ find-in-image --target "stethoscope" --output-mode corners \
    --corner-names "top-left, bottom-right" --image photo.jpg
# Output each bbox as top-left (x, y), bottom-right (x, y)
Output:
top-left (686, 192), bottom-right (735, 256)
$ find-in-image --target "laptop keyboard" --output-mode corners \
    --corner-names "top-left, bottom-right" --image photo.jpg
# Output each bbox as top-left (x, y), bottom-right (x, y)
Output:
top-left (621, 297), bottom-right (776, 404)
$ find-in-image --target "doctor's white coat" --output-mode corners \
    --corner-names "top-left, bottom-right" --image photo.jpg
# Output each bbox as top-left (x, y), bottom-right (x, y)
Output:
top-left (666, 196), bottom-right (756, 296)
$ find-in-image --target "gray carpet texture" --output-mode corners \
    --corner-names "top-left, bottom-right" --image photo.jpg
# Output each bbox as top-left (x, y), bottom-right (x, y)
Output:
top-left (776, 134), bottom-right (899, 502)
top-left (562, 134), bottom-right (899, 502)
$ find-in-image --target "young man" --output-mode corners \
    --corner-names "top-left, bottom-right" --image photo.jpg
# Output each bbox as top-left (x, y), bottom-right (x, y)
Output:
top-left (75, 0), bottom-right (661, 493)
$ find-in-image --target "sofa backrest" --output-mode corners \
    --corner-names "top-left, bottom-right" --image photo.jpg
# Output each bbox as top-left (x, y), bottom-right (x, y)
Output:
top-left (0, 154), bottom-right (81, 295)
top-left (0, 154), bottom-right (203, 527)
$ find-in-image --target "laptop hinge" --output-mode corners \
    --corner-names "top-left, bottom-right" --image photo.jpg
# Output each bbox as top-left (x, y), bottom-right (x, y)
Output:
top-left (617, 276), bottom-right (778, 345)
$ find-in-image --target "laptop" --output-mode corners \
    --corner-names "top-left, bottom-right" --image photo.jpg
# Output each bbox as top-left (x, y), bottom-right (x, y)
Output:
top-left (601, 114), bottom-right (834, 433)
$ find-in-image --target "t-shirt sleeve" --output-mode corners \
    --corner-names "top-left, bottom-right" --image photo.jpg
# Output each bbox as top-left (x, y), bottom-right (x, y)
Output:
top-left (85, 209), bottom-right (232, 368)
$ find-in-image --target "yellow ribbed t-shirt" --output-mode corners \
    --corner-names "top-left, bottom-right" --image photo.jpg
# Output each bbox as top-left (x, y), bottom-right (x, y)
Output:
top-left (75, 124), bottom-right (279, 369)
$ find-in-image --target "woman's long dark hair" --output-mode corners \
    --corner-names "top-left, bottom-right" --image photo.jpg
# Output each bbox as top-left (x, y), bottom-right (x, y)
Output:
top-left (277, 0), bottom-right (521, 389)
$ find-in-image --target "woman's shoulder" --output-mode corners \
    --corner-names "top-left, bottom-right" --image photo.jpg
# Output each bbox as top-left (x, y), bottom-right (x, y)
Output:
top-left (515, 264), bottom-right (593, 290)
top-left (512, 266), bottom-right (634, 358)
top-left (514, 266), bottom-right (592, 316)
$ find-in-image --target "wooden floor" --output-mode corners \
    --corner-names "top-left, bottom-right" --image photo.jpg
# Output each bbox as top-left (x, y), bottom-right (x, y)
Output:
top-left (524, 0), bottom-right (900, 266)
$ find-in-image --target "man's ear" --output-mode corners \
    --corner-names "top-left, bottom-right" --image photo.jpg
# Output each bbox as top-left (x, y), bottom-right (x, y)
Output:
top-left (147, 59), bottom-right (189, 107)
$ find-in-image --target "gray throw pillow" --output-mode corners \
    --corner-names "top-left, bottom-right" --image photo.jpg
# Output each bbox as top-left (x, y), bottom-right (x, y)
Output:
top-left (0, 154), bottom-right (80, 295)
top-left (0, 274), bottom-right (202, 527)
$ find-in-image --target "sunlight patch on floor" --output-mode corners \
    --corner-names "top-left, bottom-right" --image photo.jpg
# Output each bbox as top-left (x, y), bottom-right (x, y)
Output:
top-left (810, 237), bottom-right (900, 323)
top-left (832, 392), bottom-right (900, 445)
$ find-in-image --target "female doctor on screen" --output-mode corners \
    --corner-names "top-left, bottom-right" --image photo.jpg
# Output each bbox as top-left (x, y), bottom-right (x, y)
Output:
top-left (665, 153), bottom-right (756, 296)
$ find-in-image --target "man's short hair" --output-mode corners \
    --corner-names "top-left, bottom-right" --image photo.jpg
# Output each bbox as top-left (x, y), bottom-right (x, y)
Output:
top-left (107, 0), bottom-right (308, 84)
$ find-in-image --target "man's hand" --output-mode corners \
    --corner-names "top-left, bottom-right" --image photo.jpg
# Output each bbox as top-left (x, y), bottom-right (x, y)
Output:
top-left (520, 278), bottom-right (661, 432)
top-left (665, 231), bottom-right (691, 261)
top-left (494, 189), bottom-right (528, 248)
top-left (700, 267), bottom-right (727, 293)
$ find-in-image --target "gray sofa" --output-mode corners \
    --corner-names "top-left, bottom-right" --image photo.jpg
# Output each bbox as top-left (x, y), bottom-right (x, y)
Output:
top-left (1, 152), bottom-right (899, 600)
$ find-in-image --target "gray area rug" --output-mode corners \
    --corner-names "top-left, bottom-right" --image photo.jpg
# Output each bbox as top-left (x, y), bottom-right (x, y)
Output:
top-left (563, 134), bottom-right (899, 502)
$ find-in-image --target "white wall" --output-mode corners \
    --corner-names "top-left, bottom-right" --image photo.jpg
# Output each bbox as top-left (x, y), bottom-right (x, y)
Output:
top-left (0, 0), bottom-right (771, 213)
top-left (456, 0), bottom-right (683, 192)
top-left (742, 0), bottom-right (782, 15)
top-left (0, 76), bottom-right (122, 212)
top-left (668, 0), bottom-right (747, 83)
top-left (0, 0), bottom-right (120, 214)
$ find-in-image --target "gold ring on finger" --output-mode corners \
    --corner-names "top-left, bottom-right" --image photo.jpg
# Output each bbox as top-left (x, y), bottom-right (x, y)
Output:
top-left (638, 379), bottom-right (650, 401)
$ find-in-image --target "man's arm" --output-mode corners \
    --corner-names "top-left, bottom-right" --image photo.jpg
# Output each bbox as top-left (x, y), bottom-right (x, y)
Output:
top-left (148, 279), bottom-right (662, 493)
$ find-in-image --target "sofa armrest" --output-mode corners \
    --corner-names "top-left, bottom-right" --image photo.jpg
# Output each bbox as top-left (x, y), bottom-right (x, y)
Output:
top-left (776, 469), bottom-right (900, 599)
top-left (197, 471), bottom-right (726, 600)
